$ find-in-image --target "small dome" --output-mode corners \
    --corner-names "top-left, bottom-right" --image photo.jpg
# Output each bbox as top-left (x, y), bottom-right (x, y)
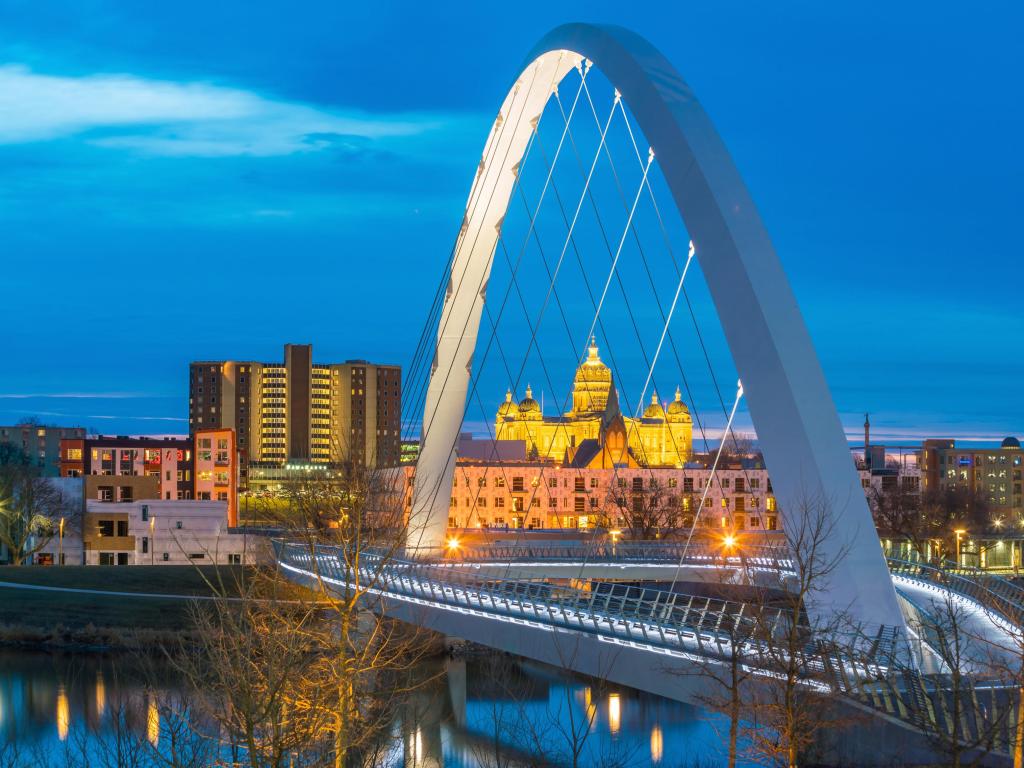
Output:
top-left (1002, 436), bottom-right (1021, 449)
top-left (497, 389), bottom-right (519, 418)
top-left (666, 387), bottom-right (691, 421)
top-left (642, 391), bottom-right (666, 420)
top-left (517, 385), bottom-right (541, 419)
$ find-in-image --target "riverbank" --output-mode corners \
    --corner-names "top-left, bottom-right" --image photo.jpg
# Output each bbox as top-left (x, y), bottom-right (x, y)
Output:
top-left (0, 565), bottom-right (249, 650)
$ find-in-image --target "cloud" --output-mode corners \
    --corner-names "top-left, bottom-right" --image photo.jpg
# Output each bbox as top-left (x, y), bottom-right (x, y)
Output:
top-left (0, 64), bottom-right (448, 157)
top-left (0, 392), bottom-right (157, 399)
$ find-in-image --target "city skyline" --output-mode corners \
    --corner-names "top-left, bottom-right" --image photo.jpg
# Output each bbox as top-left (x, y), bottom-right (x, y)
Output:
top-left (1, 1), bottom-right (1020, 442)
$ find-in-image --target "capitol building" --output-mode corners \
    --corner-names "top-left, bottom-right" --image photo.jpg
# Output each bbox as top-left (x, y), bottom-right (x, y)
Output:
top-left (494, 340), bottom-right (693, 468)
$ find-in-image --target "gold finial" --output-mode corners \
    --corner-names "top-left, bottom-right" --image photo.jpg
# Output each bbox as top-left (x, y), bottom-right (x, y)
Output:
top-left (651, 391), bottom-right (659, 404)
top-left (505, 389), bottom-right (513, 402)
top-left (525, 384), bottom-right (533, 399)
top-left (674, 386), bottom-right (682, 401)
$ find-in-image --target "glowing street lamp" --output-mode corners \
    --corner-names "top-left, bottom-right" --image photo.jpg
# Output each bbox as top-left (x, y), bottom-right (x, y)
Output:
top-left (58, 517), bottom-right (65, 566)
top-left (954, 528), bottom-right (966, 567)
top-left (445, 536), bottom-right (461, 557)
top-left (150, 515), bottom-right (156, 566)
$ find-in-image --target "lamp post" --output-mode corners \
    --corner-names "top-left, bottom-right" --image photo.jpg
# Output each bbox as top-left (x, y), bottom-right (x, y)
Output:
top-left (150, 515), bottom-right (156, 566)
top-left (58, 517), bottom-right (65, 566)
top-left (955, 528), bottom-right (966, 568)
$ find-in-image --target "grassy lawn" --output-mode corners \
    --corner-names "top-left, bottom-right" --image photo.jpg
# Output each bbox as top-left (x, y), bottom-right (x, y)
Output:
top-left (0, 565), bottom-right (249, 631)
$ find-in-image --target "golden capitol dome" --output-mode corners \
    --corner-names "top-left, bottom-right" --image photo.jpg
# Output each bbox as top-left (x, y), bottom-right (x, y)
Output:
top-left (642, 391), bottom-right (666, 420)
top-left (666, 387), bottom-right (692, 423)
top-left (517, 385), bottom-right (541, 420)
top-left (497, 389), bottom-right (519, 418)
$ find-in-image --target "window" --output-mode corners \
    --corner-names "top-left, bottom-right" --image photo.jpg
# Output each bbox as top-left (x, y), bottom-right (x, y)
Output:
top-left (683, 477), bottom-right (694, 492)
top-left (735, 478), bottom-right (745, 492)
top-left (589, 477), bottom-right (598, 488)
top-left (632, 477), bottom-right (643, 492)
top-left (512, 477), bottom-right (524, 492)
top-left (117, 553), bottom-right (128, 566)
top-left (99, 553), bottom-right (115, 566)
top-left (141, 505), bottom-right (149, 522)
top-left (116, 520), bottom-right (128, 537)
top-left (494, 497), bottom-right (505, 508)
top-left (668, 478), bottom-right (678, 488)
top-left (188, 553), bottom-right (205, 560)
top-left (495, 477), bottom-right (505, 488)
top-left (228, 554), bottom-right (241, 565)
top-left (98, 520), bottom-right (114, 537)
top-left (176, 521), bottom-right (183, 530)
top-left (512, 497), bottom-right (524, 512)
top-left (142, 536), bottom-right (149, 554)
top-left (67, 448), bottom-right (83, 461)
top-left (163, 552), bottom-right (170, 561)
top-left (549, 477), bottom-right (558, 488)
top-left (574, 478), bottom-right (585, 492)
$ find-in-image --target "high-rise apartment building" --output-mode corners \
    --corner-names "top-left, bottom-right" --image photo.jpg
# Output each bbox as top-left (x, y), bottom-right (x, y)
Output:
top-left (189, 344), bottom-right (401, 479)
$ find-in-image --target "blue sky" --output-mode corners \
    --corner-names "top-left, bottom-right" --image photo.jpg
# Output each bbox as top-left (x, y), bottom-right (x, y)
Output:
top-left (0, 1), bottom-right (1020, 443)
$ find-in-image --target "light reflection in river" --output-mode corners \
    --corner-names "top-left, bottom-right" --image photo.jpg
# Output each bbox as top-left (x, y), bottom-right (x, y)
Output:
top-left (0, 649), bottom-right (754, 766)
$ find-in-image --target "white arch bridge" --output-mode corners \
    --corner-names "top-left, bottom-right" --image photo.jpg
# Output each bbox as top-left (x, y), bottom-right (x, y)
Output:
top-left (276, 22), bottom-right (1018, 764)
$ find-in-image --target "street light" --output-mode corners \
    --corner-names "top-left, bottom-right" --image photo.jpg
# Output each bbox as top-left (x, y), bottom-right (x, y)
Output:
top-left (58, 517), bottom-right (65, 566)
top-left (954, 528), bottom-right (966, 567)
top-left (150, 515), bottom-right (156, 566)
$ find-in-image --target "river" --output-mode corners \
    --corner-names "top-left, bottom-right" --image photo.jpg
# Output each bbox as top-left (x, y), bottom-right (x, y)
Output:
top-left (0, 649), bottom-right (752, 767)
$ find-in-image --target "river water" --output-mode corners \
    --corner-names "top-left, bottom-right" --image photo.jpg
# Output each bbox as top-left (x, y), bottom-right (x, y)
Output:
top-left (0, 649), bottom-right (752, 767)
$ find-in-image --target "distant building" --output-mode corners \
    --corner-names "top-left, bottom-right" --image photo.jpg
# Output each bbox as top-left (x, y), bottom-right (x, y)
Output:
top-left (189, 344), bottom-right (401, 485)
top-left (0, 424), bottom-right (85, 477)
top-left (58, 429), bottom-right (238, 526)
top-left (922, 437), bottom-right (1023, 514)
top-left (494, 341), bottom-right (692, 467)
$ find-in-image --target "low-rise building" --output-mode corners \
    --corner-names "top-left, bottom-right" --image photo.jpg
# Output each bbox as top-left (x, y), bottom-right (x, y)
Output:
top-left (0, 423), bottom-right (85, 476)
top-left (59, 429), bottom-right (238, 526)
top-left (76, 499), bottom-right (255, 566)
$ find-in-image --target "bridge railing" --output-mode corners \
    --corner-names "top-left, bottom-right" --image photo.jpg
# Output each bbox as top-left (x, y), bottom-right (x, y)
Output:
top-left (407, 539), bottom-right (793, 568)
top-left (273, 541), bottom-right (1016, 753)
top-left (275, 540), bottom-right (792, 653)
top-left (887, 556), bottom-right (1024, 627)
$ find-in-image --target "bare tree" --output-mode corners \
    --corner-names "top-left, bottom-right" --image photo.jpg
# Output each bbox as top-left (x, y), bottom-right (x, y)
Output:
top-left (0, 444), bottom-right (76, 565)
top-left (744, 490), bottom-right (859, 768)
top-left (602, 478), bottom-right (683, 539)
top-left (174, 457), bottom-right (439, 767)
top-left (913, 590), bottom-right (1009, 768)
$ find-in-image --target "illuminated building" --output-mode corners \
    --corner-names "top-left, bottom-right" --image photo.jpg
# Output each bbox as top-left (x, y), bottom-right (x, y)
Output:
top-left (0, 423), bottom-right (84, 476)
top-left (922, 437), bottom-right (1023, 513)
top-left (58, 429), bottom-right (238, 526)
top-left (494, 341), bottom-right (692, 468)
top-left (189, 343), bottom-right (401, 483)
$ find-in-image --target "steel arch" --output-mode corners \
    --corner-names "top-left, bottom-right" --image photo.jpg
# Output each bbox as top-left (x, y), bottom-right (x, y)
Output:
top-left (408, 23), bottom-right (904, 633)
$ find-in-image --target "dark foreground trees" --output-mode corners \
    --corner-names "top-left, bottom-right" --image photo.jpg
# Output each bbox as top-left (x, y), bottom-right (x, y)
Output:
top-left (171, 460), bottom-right (438, 767)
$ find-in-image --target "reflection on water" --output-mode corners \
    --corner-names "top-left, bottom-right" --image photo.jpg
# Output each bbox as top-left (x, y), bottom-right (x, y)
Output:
top-left (0, 649), bottom-right (749, 767)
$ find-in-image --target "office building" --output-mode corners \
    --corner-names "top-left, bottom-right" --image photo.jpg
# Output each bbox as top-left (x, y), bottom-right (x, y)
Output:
top-left (922, 437), bottom-right (1023, 513)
